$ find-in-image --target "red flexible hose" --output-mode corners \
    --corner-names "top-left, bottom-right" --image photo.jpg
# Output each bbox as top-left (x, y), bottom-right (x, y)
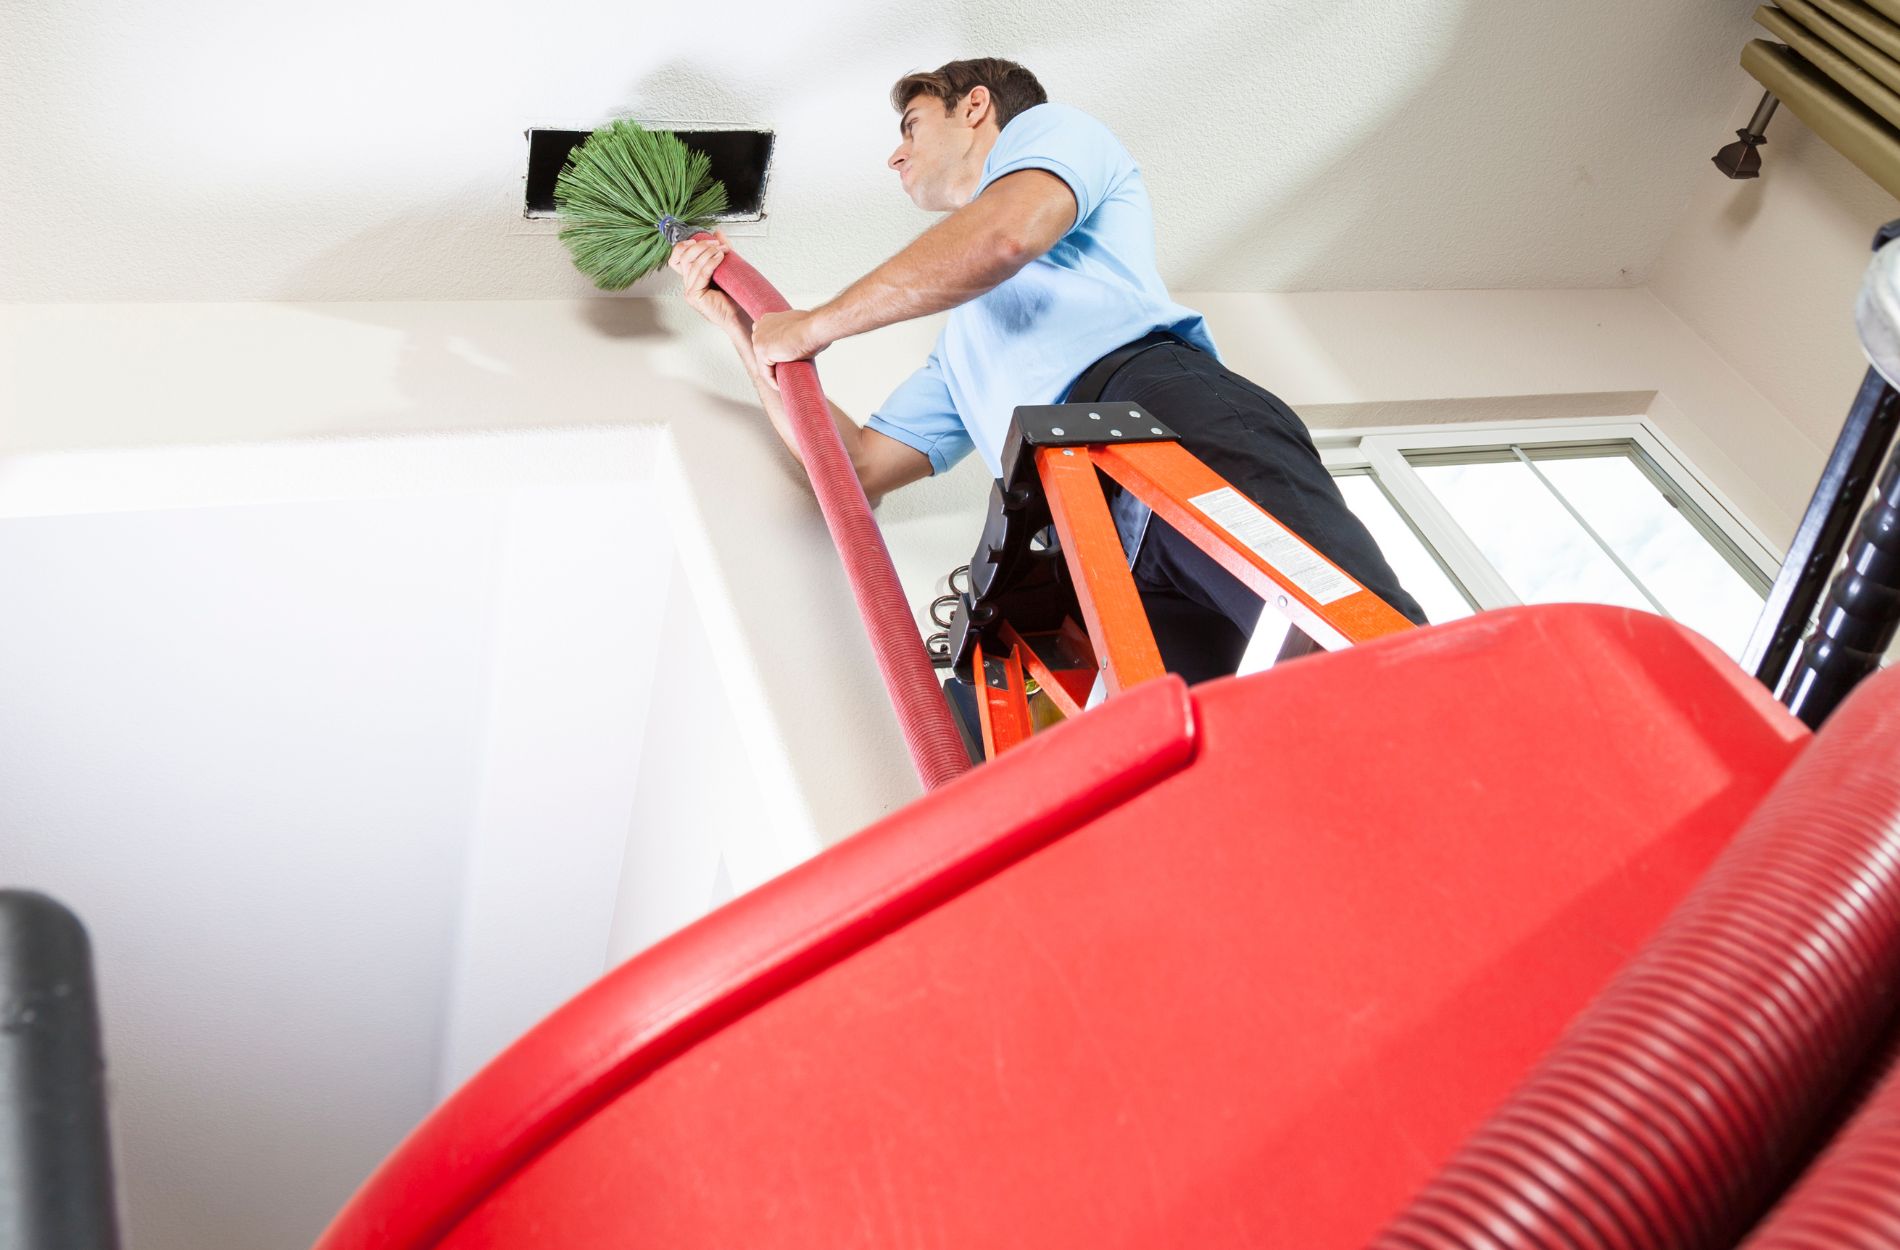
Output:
top-left (1739, 1040), bottom-right (1900, 1247)
top-left (1373, 663), bottom-right (1900, 1250)
top-left (703, 240), bottom-right (971, 791)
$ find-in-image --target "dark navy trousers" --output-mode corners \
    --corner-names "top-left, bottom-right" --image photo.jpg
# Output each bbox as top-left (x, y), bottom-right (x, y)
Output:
top-left (1094, 341), bottom-right (1428, 685)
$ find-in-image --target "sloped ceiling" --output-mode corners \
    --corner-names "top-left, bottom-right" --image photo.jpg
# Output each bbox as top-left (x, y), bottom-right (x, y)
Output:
top-left (2, 0), bottom-right (1761, 303)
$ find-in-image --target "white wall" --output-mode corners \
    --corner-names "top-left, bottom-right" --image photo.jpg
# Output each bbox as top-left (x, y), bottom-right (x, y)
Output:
top-left (1199, 287), bottom-right (1818, 549)
top-left (0, 429), bottom-right (773, 1250)
top-left (433, 480), bottom-right (670, 1094)
top-left (0, 493), bottom-right (499, 1249)
top-left (606, 553), bottom-right (758, 964)
top-left (1651, 78), bottom-right (1899, 452)
top-left (0, 298), bottom-right (919, 842)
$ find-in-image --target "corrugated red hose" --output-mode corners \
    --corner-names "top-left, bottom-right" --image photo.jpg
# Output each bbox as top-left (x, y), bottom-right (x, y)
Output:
top-left (1372, 662), bottom-right (1900, 1249)
top-left (1739, 1040), bottom-right (1900, 1247)
top-left (703, 239), bottom-right (971, 791)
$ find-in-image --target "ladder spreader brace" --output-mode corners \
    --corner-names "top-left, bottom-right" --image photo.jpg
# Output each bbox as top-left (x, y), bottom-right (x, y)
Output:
top-left (940, 401), bottom-right (1418, 762)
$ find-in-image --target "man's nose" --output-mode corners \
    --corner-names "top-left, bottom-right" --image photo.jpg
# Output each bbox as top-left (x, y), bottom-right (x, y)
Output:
top-left (888, 147), bottom-right (905, 171)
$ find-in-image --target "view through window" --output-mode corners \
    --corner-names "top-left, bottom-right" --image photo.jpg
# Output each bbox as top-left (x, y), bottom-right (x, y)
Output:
top-left (1237, 424), bottom-right (1775, 675)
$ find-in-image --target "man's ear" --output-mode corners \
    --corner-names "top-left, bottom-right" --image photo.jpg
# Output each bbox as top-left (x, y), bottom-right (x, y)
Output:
top-left (961, 85), bottom-right (993, 129)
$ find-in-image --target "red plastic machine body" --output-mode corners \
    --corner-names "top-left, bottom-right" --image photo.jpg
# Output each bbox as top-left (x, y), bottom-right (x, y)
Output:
top-left (316, 606), bottom-right (1868, 1249)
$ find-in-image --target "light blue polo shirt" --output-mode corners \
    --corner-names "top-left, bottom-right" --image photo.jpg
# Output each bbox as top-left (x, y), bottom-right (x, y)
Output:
top-left (864, 102), bottom-right (1218, 478)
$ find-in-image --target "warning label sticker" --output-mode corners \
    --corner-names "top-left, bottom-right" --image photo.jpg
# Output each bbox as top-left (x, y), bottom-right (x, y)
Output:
top-left (1188, 488), bottom-right (1360, 606)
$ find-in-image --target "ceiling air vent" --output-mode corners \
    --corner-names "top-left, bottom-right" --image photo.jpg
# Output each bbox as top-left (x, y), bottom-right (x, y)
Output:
top-left (524, 127), bottom-right (773, 222)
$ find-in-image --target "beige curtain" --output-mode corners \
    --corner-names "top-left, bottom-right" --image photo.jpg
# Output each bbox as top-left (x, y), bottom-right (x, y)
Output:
top-left (1746, 0), bottom-right (1900, 196)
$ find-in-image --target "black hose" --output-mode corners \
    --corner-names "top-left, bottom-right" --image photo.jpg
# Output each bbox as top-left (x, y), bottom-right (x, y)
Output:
top-left (1783, 446), bottom-right (1900, 728)
top-left (0, 890), bottom-right (119, 1250)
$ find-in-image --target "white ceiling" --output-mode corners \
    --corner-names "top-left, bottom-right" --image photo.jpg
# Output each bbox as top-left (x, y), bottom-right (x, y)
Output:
top-left (3, 0), bottom-right (1761, 303)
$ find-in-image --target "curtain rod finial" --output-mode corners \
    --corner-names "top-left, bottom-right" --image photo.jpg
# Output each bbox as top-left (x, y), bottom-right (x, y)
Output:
top-left (1713, 91), bottom-right (1780, 180)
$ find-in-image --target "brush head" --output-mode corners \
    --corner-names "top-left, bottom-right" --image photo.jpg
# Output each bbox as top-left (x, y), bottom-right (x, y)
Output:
top-left (554, 120), bottom-right (730, 291)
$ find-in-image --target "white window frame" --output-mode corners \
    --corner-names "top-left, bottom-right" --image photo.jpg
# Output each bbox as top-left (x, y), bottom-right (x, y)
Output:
top-left (1314, 416), bottom-right (1782, 615)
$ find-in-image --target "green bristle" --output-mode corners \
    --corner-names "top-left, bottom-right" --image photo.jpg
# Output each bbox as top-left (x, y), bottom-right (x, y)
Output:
top-left (554, 120), bottom-right (730, 291)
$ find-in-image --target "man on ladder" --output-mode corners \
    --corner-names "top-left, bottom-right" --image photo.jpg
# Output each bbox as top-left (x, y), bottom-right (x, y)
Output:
top-left (671, 56), bottom-right (1428, 684)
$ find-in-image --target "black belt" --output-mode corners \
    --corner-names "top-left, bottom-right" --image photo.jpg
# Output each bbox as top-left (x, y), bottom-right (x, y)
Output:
top-left (1064, 329), bottom-right (1196, 405)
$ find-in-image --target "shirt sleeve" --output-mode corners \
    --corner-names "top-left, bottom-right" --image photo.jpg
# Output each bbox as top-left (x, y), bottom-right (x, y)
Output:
top-left (863, 350), bottom-right (973, 476)
top-left (979, 104), bottom-right (1128, 235)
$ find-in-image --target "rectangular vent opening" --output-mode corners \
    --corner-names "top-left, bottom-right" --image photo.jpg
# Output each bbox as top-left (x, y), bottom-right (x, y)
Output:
top-left (524, 127), bottom-right (773, 221)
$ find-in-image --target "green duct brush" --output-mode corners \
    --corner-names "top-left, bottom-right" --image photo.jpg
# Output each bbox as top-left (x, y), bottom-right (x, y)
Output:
top-left (554, 120), bottom-right (729, 290)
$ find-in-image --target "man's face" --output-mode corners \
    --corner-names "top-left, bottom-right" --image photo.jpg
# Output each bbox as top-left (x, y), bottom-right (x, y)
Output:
top-left (888, 89), bottom-right (989, 212)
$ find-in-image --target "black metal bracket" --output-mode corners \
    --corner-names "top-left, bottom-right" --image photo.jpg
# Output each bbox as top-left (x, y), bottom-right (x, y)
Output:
top-left (944, 477), bottom-right (1075, 677)
top-left (943, 403), bottom-right (1173, 678)
top-left (998, 402), bottom-right (1176, 494)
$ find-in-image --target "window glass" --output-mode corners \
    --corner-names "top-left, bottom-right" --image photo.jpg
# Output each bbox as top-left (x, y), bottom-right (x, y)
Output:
top-left (1411, 457), bottom-right (1654, 611)
top-left (1531, 452), bottom-right (1764, 658)
top-left (1334, 473), bottom-right (1476, 627)
top-left (1239, 434), bottom-right (1773, 673)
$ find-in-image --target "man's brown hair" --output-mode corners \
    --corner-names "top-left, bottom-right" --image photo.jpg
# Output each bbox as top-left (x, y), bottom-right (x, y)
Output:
top-left (889, 58), bottom-right (1048, 132)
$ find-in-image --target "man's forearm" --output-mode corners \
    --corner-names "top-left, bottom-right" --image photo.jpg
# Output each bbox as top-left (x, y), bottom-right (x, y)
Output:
top-left (804, 170), bottom-right (1076, 346)
top-left (748, 172), bottom-right (1075, 374)
top-left (810, 212), bottom-right (1025, 345)
top-left (722, 320), bottom-right (865, 472)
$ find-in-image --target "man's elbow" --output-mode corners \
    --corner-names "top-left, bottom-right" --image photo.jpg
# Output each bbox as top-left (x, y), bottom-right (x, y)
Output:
top-left (854, 452), bottom-right (927, 507)
top-left (851, 451), bottom-right (890, 506)
top-left (988, 230), bottom-right (1037, 278)
top-left (988, 206), bottom-right (1067, 273)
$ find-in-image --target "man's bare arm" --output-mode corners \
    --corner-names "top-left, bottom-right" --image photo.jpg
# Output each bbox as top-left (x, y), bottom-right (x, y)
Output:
top-left (669, 233), bottom-right (932, 504)
top-left (724, 316), bottom-right (933, 502)
top-left (816, 169), bottom-right (1076, 341)
top-left (750, 169), bottom-right (1078, 377)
